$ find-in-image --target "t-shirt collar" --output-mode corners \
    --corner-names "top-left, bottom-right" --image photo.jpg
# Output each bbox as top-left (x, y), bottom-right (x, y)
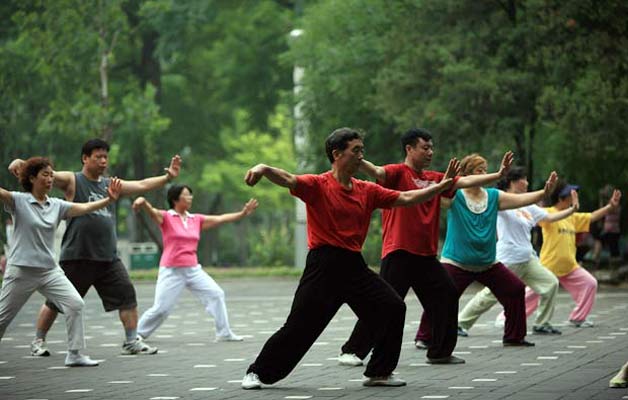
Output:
top-left (167, 209), bottom-right (194, 218)
top-left (27, 193), bottom-right (51, 206)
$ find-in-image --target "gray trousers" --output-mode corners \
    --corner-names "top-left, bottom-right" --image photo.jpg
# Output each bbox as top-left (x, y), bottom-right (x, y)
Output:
top-left (0, 265), bottom-right (86, 350)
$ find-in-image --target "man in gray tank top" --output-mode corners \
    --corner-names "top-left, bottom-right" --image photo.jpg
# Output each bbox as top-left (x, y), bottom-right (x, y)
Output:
top-left (9, 139), bottom-right (181, 356)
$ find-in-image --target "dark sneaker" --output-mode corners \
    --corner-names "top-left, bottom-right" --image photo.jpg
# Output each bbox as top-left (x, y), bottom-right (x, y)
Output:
top-left (457, 326), bottom-right (469, 337)
top-left (362, 375), bottom-right (406, 387)
top-left (426, 355), bottom-right (466, 364)
top-left (533, 324), bottom-right (562, 335)
top-left (503, 339), bottom-right (535, 347)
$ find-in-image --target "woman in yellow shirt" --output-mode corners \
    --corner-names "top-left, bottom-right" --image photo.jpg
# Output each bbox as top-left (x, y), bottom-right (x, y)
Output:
top-left (534, 180), bottom-right (621, 327)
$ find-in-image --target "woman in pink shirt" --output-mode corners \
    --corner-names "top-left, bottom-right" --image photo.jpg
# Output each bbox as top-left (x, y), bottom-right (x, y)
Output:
top-left (133, 184), bottom-right (257, 342)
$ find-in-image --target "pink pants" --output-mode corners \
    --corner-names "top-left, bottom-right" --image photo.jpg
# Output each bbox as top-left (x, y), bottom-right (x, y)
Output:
top-left (524, 266), bottom-right (597, 322)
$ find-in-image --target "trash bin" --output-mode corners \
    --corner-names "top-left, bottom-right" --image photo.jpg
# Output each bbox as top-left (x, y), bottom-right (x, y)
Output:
top-left (129, 242), bottom-right (160, 270)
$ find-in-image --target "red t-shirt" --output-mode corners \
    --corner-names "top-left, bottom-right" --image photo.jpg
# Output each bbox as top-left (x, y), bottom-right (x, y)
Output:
top-left (381, 164), bottom-right (458, 258)
top-left (290, 172), bottom-right (399, 252)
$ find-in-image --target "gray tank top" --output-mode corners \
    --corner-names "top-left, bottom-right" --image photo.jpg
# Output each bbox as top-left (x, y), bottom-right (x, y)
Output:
top-left (60, 172), bottom-right (117, 262)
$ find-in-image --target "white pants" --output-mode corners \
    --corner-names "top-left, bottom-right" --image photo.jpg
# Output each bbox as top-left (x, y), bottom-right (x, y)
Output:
top-left (0, 265), bottom-right (86, 350)
top-left (138, 265), bottom-right (234, 339)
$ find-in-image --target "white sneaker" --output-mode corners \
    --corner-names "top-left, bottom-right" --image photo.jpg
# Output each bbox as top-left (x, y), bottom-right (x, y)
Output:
top-left (362, 375), bottom-right (406, 387)
top-left (569, 319), bottom-right (594, 328)
top-left (241, 372), bottom-right (262, 389)
top-left (65, 353), bottom-right (99, 367)
top-left (215, 333), bottom-right (244, 342)
top-left (338, 353), bottom-right (363, 366)
top-left (122, 338), bottom-right (158, 355)
top-left (30, 338), bottom-right (50, 357)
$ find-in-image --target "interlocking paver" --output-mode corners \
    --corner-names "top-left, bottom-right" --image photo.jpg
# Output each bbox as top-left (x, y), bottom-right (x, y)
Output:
top-left (1, 278), bottom-right (627, 399)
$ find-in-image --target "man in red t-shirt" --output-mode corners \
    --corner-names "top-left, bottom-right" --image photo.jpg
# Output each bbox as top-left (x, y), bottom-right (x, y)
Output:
top-left (240, 127), bottom-right (454, 390)
top-left (339, 128), bottom-right (512, 364)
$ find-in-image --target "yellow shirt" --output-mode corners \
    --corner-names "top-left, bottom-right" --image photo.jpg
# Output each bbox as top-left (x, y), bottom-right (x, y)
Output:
top-left (538, 208), bottom-right (591, 277)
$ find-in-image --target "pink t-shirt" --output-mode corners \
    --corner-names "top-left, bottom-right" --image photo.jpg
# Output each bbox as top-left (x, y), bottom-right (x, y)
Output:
top-left (159, 210), bottom-right (203, 267)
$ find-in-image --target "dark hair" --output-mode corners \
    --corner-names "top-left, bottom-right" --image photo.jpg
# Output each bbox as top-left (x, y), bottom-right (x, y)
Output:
top-left (19, 157), bottom-right (53, 192)
top-left (81, 139), bottom-right (110, 161)
top-left (324, 127), bottom-right (363, 163)
top-left (167, 184), bottom-right (193, 208)
top-left (400, 128), bottom-right (433, 156)
top-left (550, 179), bottom-right (568, 205)
top-left (497, 166), bottom-right (527, 191)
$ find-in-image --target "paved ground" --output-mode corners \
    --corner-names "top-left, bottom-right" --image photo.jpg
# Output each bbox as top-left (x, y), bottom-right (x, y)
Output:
top-left (1, 277), bottom-right (627, 400)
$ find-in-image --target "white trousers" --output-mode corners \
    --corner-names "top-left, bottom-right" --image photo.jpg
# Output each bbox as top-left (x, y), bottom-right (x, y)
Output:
top-left (0, 265), bottom-right (85, 350)
top-left (138, 265), bottom-right (234, 339)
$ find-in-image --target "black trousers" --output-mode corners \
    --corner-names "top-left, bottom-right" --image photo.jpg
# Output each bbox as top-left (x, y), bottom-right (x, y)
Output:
top-left (246, 245), bottom-right (406, 384)
top-left (341, 250), bottom-right (458, 359)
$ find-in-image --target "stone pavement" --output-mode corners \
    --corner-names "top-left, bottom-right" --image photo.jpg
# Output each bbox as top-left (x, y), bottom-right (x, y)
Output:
top-left (1, 278), bottom-right (627, 400)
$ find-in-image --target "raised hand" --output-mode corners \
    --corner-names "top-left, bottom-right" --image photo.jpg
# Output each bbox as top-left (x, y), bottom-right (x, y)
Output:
top-left (498, 151), bottom-right (514, 177)
top-left (443, 158), bottom-right (460, 180)
top-left (132, 196), bottom-right (146, 212)
top-left (438, 177), bottom-right (455, 191)
top-left (165, 155), bottom-right (182, 180)
top-left (244, 164), bottom-right (267, 187)
top-left (8, 159), bottom-right (24, 178)
top-left (242, 198), bottom-right (259, 216)
top-left (543, 171), bottom-right (558, 195)
top-left (107, 178), bottom-right (122, 201)
top-left (570, 190), bottom-right (580, 210)
top-left (609, 189), bottom-right (622, 209)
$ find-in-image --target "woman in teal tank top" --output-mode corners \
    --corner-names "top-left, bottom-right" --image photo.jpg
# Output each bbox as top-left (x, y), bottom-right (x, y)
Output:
top-left (415, 153), bottom-right (558, 347)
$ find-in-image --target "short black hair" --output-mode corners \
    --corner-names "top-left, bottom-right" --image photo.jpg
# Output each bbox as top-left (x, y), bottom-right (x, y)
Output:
top-left (497, 166), bottom-right (526, 191)
top-left (550, 179), bottom-right (568, 205)
top-left (324, 127), bottom-right (363, 163)
top-left (167, 184), bottom-right (193, 208)
top-left (400, 128), bottom-right (433, 156)
top-left (20, 157), bottom-right (53, 192)
top-left (81, 139), bottom-right (110, 161)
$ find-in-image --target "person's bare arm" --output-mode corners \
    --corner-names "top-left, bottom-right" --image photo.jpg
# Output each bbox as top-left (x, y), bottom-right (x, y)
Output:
top-left (455, 151), bottom-right (513, 189)
top-left (393, 178), bottom-right (454, 206)
top-left (66, 178), bottom-right (121, 217)
top-left (120, 155), bottom-right (181, 196)
top-left (590, 189), bottom-right (622, 223)
top-left (132, 196), bottom-right (164, 225)
top-left (9, 158), bottom-right (75, 199)
top-left (201, 199), bottom-right (258, 230)
top-left (0, 187), bottom-right (14, 209)
top-left (244, 164), bottom-right (297, 189)
top-left (359, 159), bottom-right (386, 183)
top-left (498, 171), bottom-right (557, 210)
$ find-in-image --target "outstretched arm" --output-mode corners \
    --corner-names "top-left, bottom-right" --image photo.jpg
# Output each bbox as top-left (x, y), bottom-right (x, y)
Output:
top-left (120, 155), bottom-right (182, 196)
top-left (0, 186), bottom-right (14, 209)
top-left (132, 196), bottom-right (164, 225)
top-left (66, 178), bottom-right (122, 217)
top-left (244, 164), bottom-right (297, 189)
top-left (9, 158), bottom-right (75, 198)
top-left (590, 189), bottom-right (622, 223)
top-left (498, 171), bottom-right (557, 211)
top-left (393, 178), bottom-right (454, 207)
top-left (542, 190), bottom-right (579, 222)
top-left (201, 198), bottom-right (258, 230)
top-left (455, 151), bottom-right (513, 189)
top-left (359, 159), bottom-right (387, 183)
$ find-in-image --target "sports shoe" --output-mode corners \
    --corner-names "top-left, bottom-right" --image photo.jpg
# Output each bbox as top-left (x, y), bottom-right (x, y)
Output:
top-left (610, 376), bottom-right (627, 388)
top-left (241, 372), bottom-right (262, 390)
top-left (415, 340), bottom-right (430, 350)
top-left (121, 338), bottom-right (158, 355)
top-left (30, 338), bottom-right (50, 357)
top-left (532, 324), bottom-right (562, 335)
top-left (338, 353), bottom-right (363, 366)
top-left (503, 339), bottom-right (535, 347)
top-left (215, 333), bottom-right (244, 342)
top-left (426, 355), bottom-right (466, 364)
top-left (65, 353), bottom-right (99, 367)
top-left (362, 375), bottom-right (406, 387)
top-left (457, 326), bottom-right (469, 337)
top-left (569, 319), bottom-right (594, 328)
